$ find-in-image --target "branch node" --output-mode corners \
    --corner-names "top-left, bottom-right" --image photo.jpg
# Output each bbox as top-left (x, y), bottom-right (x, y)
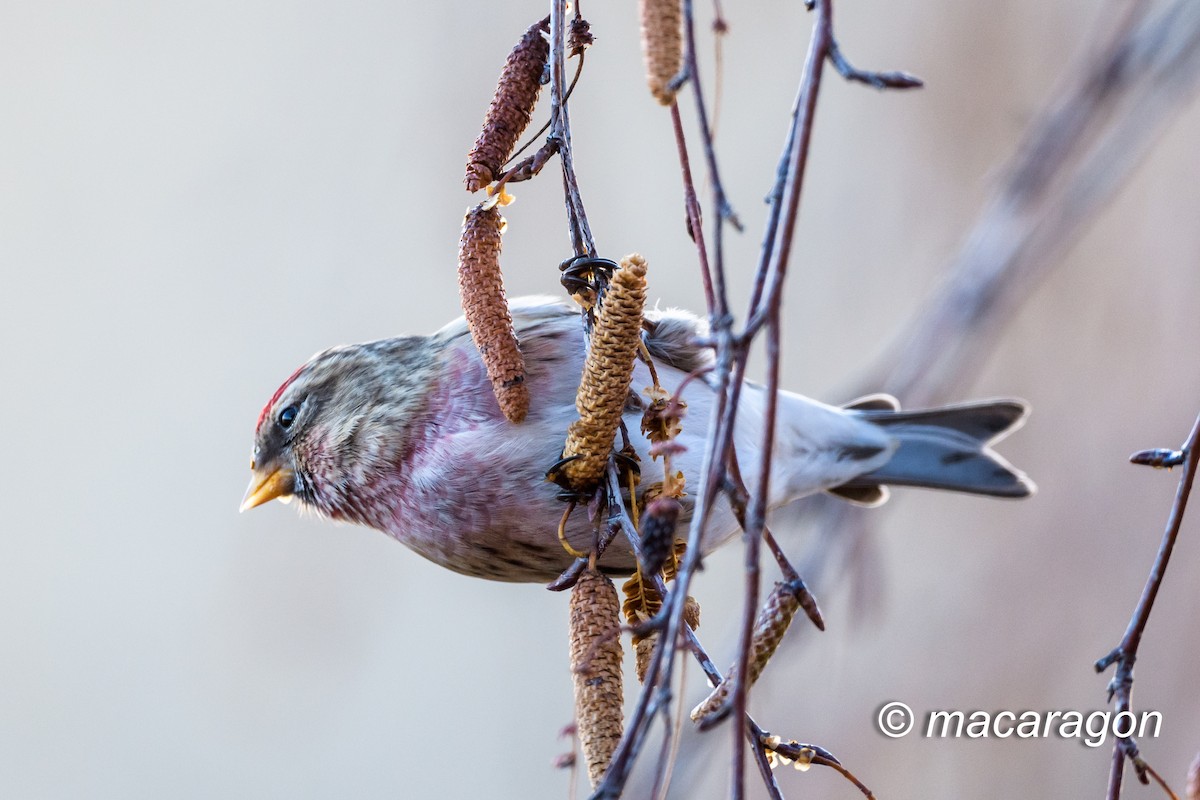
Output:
top-left (1094, 647), bottom-right (1123, 673)
top-left (667, 65), bottom-right (692, 93)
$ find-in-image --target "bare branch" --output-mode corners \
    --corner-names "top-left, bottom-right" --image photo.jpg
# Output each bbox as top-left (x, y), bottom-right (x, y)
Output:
top-left (548, 0), bottom-right (595, 258)
top-left (827, 37), bottom-right (923, 90)
top-left (1096, 412), bottom-right (1199, 800)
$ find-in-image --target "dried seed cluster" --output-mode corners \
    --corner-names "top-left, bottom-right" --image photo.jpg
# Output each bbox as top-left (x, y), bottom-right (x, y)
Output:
top-left (639, 0), bottom-right (683, 105)
top-left (457, 203), bottom-right (529, 423)
top-left (690, 580), bottom-right (804, 723)
top-left (660, 538), bottom-right (687, 583)
top-left (465, 19), bottom-right (550, 192)
top-left (623, 537), bottom-right (699, 685)
top-left (621, 572), bottom-right (662, 684)
top-left (641, 388), bottom-right (686, 447)
top-left (569, 17), bottom-right (594, 56)
top-left (621, 573), bottom-right (662, 635)
top-left (569, 568), bottom-right (625, 788)
top-left (560, 254), bottom-right (649, 489)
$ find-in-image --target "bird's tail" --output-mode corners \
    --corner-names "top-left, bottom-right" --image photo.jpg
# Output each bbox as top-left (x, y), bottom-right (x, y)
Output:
top-left (829, 397), bottom-right (1035, 505)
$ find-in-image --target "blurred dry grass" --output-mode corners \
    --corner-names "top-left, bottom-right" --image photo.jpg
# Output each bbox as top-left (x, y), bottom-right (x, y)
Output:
top-left (1, 1), bottom-right (1198, 798)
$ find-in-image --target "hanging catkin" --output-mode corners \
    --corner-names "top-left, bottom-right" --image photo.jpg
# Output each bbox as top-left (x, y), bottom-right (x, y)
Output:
top-left (690, 580), bottom-right (803, 723)
top-left (638, 496), bottom-right (681, 576)
top-left (560, 254), bottom-right (648, 489)
top-left (457, 202), bottom-right (529, 423)
top-left (639, 0), bottom-right (683, 105)
top-left (464, 19), bottom-right (550, 192)
top-left (569, 568), bottom-right (625, 787)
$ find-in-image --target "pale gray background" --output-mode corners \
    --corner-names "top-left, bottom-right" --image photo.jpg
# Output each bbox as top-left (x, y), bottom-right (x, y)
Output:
top-left (2, 1), bottom-right (1199, 798)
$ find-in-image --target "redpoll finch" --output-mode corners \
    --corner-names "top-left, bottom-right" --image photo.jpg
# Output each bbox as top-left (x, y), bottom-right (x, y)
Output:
top-left (241, 298), bottom-right (1033, 582)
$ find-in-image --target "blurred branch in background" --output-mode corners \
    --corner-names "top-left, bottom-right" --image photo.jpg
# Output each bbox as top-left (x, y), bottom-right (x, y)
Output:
top-left (868, 0), bottom-right (1200, 406)
top-left (792, 0), bottom-right (1200, 605)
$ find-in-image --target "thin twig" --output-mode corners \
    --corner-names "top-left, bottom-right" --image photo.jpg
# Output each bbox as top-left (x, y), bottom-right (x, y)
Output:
top-left (721, 472), bottom-right (824, 629)
top-left (650, 1), bottom-right (900, 797)
top-left (548, 0), bottom-right (595, 258)
top-left (764, 736), bottom-right (878, 798)
top-left (726, 3), bottom-right (836, 787)
top-left (827, 37), bottom-right (923, 89)
top-left (669, 101), bottom-right (716, 311)
top-left (743, 0), bottom-right (829, 339)
top-left (680, 0), bottom-right (741, 322)
top-left (747, 721), bottom-right (787, 800)
top-left (593, 467), bottom-right (851, 799)
top-left (1095, 412), bottom-right (1200, 799)
top-left (743, 0), bottom-right (921, 339)
top-left (1142, 760), bottom-right (1182, 800)
top-left (650, 656), bottom-right (690, 800)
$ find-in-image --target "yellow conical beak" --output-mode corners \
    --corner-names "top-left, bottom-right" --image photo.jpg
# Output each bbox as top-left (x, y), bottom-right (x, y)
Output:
top-left (240, 465), bottom-right (296, 512)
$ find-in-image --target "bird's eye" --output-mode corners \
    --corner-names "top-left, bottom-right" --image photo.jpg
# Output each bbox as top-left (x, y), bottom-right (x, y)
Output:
top-left (278, 405), bottom-right (298, 429)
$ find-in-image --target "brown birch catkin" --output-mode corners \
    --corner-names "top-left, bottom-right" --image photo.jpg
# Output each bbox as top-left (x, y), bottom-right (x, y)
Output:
top-left (457, 203), bottom-right (529, 423)
top-left (569, 568), bottom-right (625, 788)
top-left (690, 581), bottom-right (803, 723)
top-left (638, 496), bottom-right (681, 576)
top-left (639, 0), bottom-right (683, 105)
top-left (560, 254), bottom-right (648, 489)
top-left (623, 571), bottom-right (699, 684)
top-left (464, 19), bottom-right (550, 192)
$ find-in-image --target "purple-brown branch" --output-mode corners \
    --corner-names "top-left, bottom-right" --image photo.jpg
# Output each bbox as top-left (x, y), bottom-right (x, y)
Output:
top-left (726, 5), bottom-right (833, 785)
top-left (605, 1), bottom-right (1200, 797)
top-left (549, 0), bottom-right (923, 795)
top-left (680, 0), bottom-right (739, 319)
top-left (548, 0), bottom-right (595, 259)
top-left (827, 37), bottom-right (922, 90)
top-left (591, 470), bottom-right (854, 800)
top-left (669, 102), bottom-right (716, 313)
top-left (1095, 412), bottom-right (1200, 800)
top-left (639, 0), bottom-right (917, 797)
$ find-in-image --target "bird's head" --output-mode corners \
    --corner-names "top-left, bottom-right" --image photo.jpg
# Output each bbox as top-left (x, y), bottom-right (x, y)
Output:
top-left (240, 338), bottom-right (435, 520)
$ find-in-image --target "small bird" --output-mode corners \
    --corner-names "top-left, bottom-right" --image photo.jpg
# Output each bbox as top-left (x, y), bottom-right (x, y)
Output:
top-left (241, 298), bottom-right (1034, 582)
